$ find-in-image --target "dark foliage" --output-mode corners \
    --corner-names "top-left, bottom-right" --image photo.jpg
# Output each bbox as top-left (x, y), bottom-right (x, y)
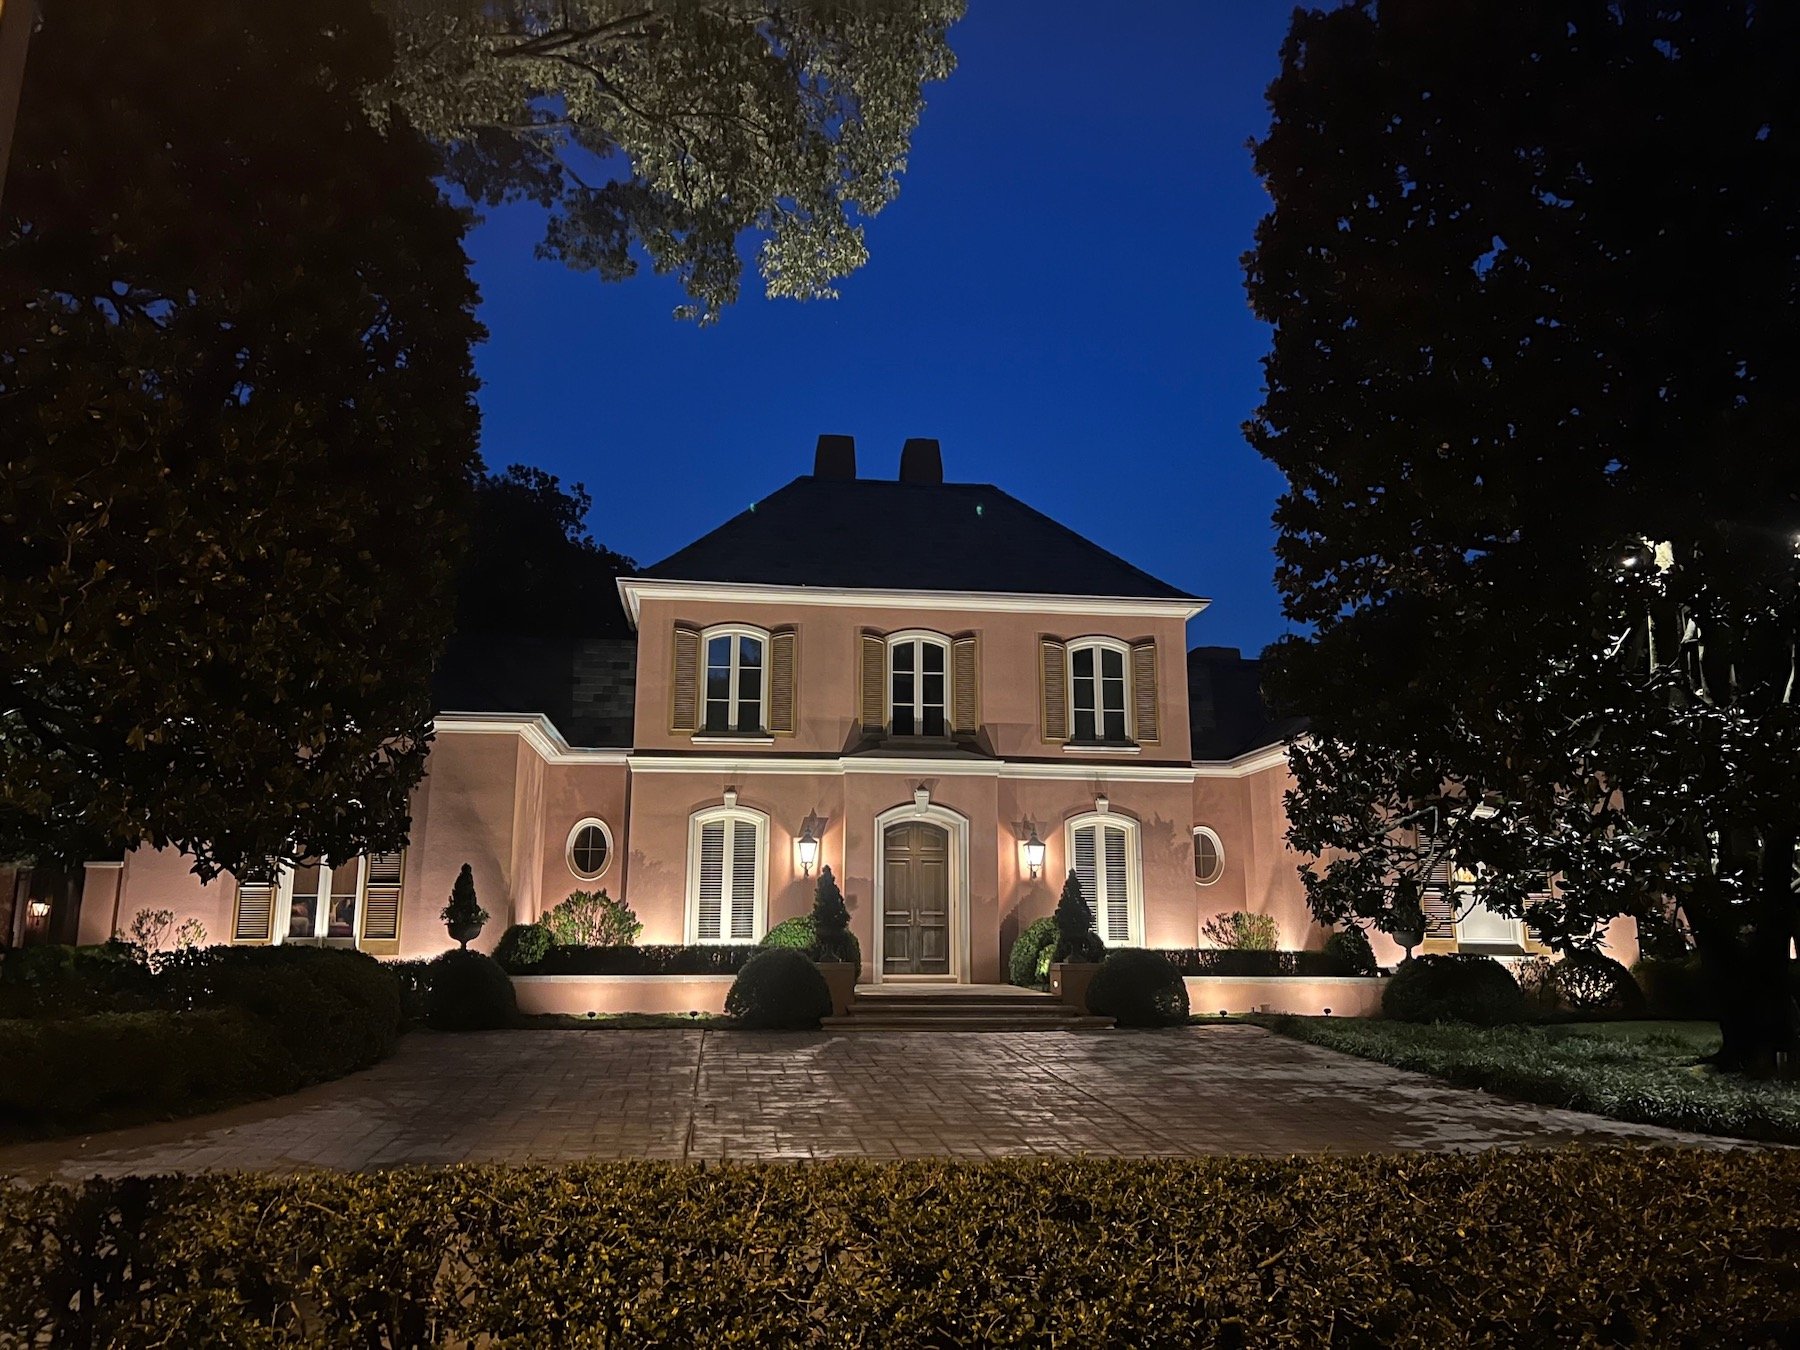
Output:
top-left (1007, 916), bottom-right (1059, 990)
top-left (760, 915), bottom-right (862, 972)
top-left (0, 0), bottom-right (482, 876)
top-left (1552, 951), bottom-right (1645, 1015)
top-left (1085, 949), bottom-right (1190, 1028)
top-left (724, 948), bottom-right (830, 1030)
top-left (1156, 948), bottom-right (1374, 979)
top-left (1322, 927), bottom-right (1379, 978)
top-left (440, 864), bottom-right (489, 946)
top-left (493, 923), bottom-right (555, 971)
top-left (424, 950), bottom-right (516, 1031)
top-left (1382, 955), bottom-right (1525, 1027)
top-left (1051, 871), bottom-right (1104, 964)
top-left (502, 944), bottom-right (759, 977)
top-left (806, 866), bottom-right (859, 966)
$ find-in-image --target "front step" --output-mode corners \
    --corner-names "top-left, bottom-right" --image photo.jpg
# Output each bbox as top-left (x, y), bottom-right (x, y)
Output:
top-left (824, 984), bottom-right (1113, 1032)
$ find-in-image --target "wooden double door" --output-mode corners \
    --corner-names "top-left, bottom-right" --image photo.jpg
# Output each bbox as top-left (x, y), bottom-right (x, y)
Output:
top-left (882, 821), bottom-right (951, 976)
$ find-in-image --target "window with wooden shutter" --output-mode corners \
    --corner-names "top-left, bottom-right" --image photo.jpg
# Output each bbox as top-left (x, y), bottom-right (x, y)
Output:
top-left (1067, 814), bottom-right (1140, 946)
top-left (688, 807), bottom-right (766, 943)
top-left (670, 624), bottom-right (702, 733)
top-left (768, 628), bottom-right (797, 735)
top-left (1039, 637), bottom-right (1068, 742)
top-left (1130, 639), bottom-right (1160, 744)
top-left (951, 634), bottom-right (979, 735)
top-left (1417, 818), bottom-right (1459, 951)
top-left (859, 631), bottom-right (887, 729)
top-left (360, 851), bottom-right (404, 950)
top-left (232, 874), bottom-right (275, 944)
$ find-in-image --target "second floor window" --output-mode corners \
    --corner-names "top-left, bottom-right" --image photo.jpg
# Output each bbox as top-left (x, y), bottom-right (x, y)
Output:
top-left (1070, 640), bottom-right (1129, 743)
top-left (889, 634), bottom-right (949, 737)
top-left (704, 626), bottom-right (766, 733)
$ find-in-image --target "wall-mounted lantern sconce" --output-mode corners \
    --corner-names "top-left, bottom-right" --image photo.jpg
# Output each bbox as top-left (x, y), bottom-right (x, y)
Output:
top-left (796, 811), bottom-right (825, 878)
top-left (26, 898), bottom-right (50, 921)
top-left (1023, 826), bottom-right (1046, 880)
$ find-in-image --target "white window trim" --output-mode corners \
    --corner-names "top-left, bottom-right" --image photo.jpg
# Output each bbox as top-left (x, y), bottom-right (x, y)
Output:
top-left (886, 629), bottom-right (952, 738)
top-left (566, 817), bottom-right (614, 883)
top-left (1066, 636), bottom-right (1134, 745)
top-left (699, 623), bottom-right (771, 735)
top-left (272, 857), bottom-right (365, 946)
top-left (1192, 826), bottom-right (1225, 886)
top-left (684, 803), bottom-right (769, 944)
top-left (1064, 810), bottom-right (1144, 947)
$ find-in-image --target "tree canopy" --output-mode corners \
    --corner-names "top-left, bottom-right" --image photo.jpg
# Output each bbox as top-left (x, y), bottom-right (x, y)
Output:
top-left (0, 0), bottom-right (482, 878)
top-left (1248, 0), bottom-right (1800, 1067)
top-left (374, 0), bottom-right (963, 322)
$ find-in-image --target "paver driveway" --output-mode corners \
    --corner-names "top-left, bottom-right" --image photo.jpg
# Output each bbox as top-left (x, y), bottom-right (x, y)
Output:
top-left (0, 1024), bottom-right (1722, 1179)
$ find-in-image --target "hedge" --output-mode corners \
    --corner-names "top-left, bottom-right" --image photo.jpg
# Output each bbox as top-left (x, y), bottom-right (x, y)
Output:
top-left (506, 943), bottom-right (761, 976)
top-left (2, 1152), bottom-right (1797, 1345)
top-left (1158, 948), bottom-right (1379, 978)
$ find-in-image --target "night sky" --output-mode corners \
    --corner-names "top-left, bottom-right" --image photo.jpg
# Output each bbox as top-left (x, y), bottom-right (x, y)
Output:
top-left (465, 2), bottom-right (1299, 659)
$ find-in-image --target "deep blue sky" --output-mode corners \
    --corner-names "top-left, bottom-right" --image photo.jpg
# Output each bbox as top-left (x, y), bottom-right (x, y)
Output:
top-left (465, 2), bottom-right (1300, 658)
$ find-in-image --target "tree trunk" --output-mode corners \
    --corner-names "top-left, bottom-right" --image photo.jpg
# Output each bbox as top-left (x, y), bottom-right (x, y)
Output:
top-left (1691, 829), bottom-right (1800, 1076)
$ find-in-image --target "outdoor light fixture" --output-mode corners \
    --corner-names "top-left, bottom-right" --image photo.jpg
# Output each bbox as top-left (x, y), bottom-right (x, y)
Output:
top-left (26, 898), bottom-right (49, 921)
top-left (796, 822), bottom-right (820, 878)
top-left (1023, 826), bottom-right (1046, 879)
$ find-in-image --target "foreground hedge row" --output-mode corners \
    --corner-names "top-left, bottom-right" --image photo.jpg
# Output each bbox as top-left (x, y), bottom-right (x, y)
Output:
top-left (2, 1151), bottom-right (1796, 1346)
top-left (499, 942), bottom-right (760, 977)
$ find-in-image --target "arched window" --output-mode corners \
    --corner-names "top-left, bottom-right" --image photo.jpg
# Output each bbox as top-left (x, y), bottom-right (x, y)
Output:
top-left (686, 805), bottom-right (768, 943)
top-left (566, 818), bottom-right (613, 881)
top-left (1065, 811), bottom-right (1142, 946)
top-left (1192, 826), bottom-right (1224, 885)
top-left (1068, 637), bottom-right (1132, 744)
top-left (888, 631), bottom-right (950, 737)
top-left (701, 625), bottom-right (768, 733)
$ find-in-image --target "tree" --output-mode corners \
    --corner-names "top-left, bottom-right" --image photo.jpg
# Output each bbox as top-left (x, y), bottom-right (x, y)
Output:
top-left (808, 864), bottom-right (856, 964)
top-left (0, 0), bottom-right (481, 879)
top-left (373, 0), bottom-right (964, 322)
top-left (1247, 1), bottom-right (1800, 1069)
top-left (455, 466), bottom-right (636, 638)
top-left (1052, 871), bottom-right (1102, 964)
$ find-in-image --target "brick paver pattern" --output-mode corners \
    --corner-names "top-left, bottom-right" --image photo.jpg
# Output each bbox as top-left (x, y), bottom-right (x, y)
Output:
top-left (0, 1025), bottom-right (1723, 1179)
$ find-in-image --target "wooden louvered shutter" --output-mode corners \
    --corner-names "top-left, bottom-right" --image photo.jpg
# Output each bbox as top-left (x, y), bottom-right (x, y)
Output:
top-left (859, 631), bottom-right (887, 730)
top-left (696, 820), bottom-right (726, 941)
top-left (1040, 638), bottom-right (1069, 742)
top-left (1418, 820), bottom-right (1459, 951)
top-left (360, 851), bottom-right (404, 950)
top-left (1129, 639), bottom-right (1160, 744)
top-left (768, 628), bottom-right (797, 735)
top-left (729, 819), bottom-right (759, 941)
top-left (1102, 826), bottom-right (1131, 944)
top-left (670, 624), bottom-right (701, 733)
top-left (1072, 825), bottom-right (1098, 919)
top-left (232, 876), bottom-right (275, 944)
top-left (951, 634), bottom-right (979, 736)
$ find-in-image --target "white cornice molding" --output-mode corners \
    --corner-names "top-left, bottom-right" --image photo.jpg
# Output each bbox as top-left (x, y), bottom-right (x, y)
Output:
top-left (1192, 741), bottom-right (1291, 778)
top-left (432, 714), bottom-right (630, 766)
top-left (616, 577), bottom-right (1209, 627)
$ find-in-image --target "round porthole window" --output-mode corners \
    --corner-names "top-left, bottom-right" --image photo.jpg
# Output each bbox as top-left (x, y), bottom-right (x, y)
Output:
top-left (567, 819), bottom-right (613, 881)
top-left (1193, 827), bottom-right (1224, 886)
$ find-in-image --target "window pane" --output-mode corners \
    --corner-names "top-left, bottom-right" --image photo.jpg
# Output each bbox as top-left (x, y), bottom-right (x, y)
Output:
top-left (1071, 647), bottom-right (1094, 680)
top-left (707, 636), bottom-right (732, 669)
top-left (922, 643), bottom-right (944, 675)
top-left (327, 863), bottom-right (357, 938)
top-left (1073, 708), bottom-right (1097, 742)
top-left (1102, 706), bottom-right (1127, 742)
top-left (573, 825), bottom-right (608, 876)
top-left (1101, 648), bottom-right (1124, 682)
top-left (893, 642), bottom-right (914, 674)
top-left (738, 636), bottom-right (762, 669)
top-left (704, 699), bottom-right (731, 733)
top-left (922, 705), bottom-right (945, 737)
top-left (892, 705), bottom-right (915, 736)
top-left (288, 861), bottom-right (319, 939)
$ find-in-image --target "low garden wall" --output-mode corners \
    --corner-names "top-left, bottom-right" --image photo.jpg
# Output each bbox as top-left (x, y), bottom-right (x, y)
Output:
top-left (513, 974), bottom-right (735, 1017)
top-left (1184, 975), bottom-right (1388, 1018)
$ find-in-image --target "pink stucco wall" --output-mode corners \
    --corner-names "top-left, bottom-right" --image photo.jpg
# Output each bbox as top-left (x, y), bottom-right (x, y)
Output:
top-left (1184, 976), bottom-right (1389, 1018)
top-left (513, 975), bottom-right (733, 1016)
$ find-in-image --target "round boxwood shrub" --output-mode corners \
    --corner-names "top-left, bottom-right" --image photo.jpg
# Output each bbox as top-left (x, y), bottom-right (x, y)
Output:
top-left (425, 950), bottom-right (517, 1031)
top-left (1553, 950), bottom-right (1645, 1014)
top-left (494, 922), bottom-right (555, 972)
top-left (1085, 948), bottom-right (1190, 1027)
top-left (1322, 926), bottom-right (1378, 977)
top-left (1382, 953), bottom-right (1525, 1026)
top-left (1007, 916), bottom-right (1059, 989)
top-left (759, 914), bottom-right (862, 970)
top-left (725, 948), bottom-right (831, 1030)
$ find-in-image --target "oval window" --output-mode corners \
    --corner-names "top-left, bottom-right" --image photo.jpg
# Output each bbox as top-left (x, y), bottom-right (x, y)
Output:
top-left (567, 819), bottom-right (613, 881)
top-left (1193, 827), bottom-right (1224, 886)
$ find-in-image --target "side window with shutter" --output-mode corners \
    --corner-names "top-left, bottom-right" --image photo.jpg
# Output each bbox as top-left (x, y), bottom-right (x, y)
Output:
top-left (232, 872), bottom-right (276, 944)
top-left (670, 624), bottom-right (701, 733)
top-left (859, 631), bottom-right (886, 730)
top-left (951, 634), bottom-right (979, 736)
top-left (359, 851), bottom-right (404, 952)
top-left (1069, 815), bottom-right (1139, 946)
top-left (689, 808), bottom-right (766, 942)
top-left (1039, 637), bottom-right (1068, 742)
top-left (768, 628), bottom-right (798, 735)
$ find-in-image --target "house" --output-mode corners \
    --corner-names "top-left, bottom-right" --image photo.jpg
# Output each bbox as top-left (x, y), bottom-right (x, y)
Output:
top-left (10, 436), bottom-right (1629, 986)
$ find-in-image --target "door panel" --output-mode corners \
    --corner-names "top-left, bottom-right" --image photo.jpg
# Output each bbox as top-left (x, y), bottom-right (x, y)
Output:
top-left (883, 822), bottom-right (951, 976)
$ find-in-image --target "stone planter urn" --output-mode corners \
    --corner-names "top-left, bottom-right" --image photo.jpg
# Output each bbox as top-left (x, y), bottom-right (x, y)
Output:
top-left (1050, 961), bottom-right (1101, 1014)
top-left (815, 961), bottom-right (858, 1019)
top-left (448, 917), bottom-right (486, 950)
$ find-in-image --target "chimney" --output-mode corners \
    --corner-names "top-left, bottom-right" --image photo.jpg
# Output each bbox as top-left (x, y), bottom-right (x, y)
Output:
top-left (813, 434), bottom-right (857, 479)
top-left (898, 437), bottom-right (943, 485)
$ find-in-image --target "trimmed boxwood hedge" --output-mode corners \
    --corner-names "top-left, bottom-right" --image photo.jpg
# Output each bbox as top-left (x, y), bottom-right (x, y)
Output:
top-left (1383, 953), bottom-right (1526, 1025)
top-left (1, 1152), bottom-right (1796, 1345)
top-left (761, 914), bottom-right (863, 971)
top-left (1158, 947), bottom-right (1379, 978)
top-left (501, 943), bottom-right (760, 977)
top-left (725, 948), bottom-right (831, 1029)
top-left (424, 950), bottom-right (517, 1031)
top-left (1007, 916), bottom-right (1059, 989)
top-left (1085, 948), bottom-right (1190, 1026)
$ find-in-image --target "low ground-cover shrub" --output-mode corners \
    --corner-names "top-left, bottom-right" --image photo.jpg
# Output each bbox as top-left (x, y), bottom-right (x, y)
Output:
top-left (1157, 948), bottom-right (1375, 978)
top-left (425, 951), bottom-right (516, 1031)
top-left (725, 948), bottom-right (830, 1029)
top-left (2, 1152), bottom-right (1795, 1345)
top-left (541, 889), bottom-right (643, 947)
top-left (1199, 909), bottom-right (1279, 951)
top-left (1261, 1015), bottom-right (1800, 1144)
top-left (1383, 953), bottom-right (1525, 1025)
top-left (1085, 948), bottom-right (1189, 1027)
top-left (508, 944), bottom-right (761, 977)
top-left (1007, 916), bottom-right (1059, 989)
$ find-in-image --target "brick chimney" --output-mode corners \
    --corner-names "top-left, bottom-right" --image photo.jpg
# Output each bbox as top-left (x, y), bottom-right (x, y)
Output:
top-left (898, 437), bottom-right (943, 484)
top-left (813, 434), bottom-right (857, 479)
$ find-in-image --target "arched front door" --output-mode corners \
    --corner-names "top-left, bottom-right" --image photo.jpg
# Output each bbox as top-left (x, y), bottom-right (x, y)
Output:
top-left (882, 821), bottom-right (951, 976)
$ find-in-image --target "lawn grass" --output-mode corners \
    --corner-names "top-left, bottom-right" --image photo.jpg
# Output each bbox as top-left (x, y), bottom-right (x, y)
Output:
top-left (516, 1011), bottom-right (730, 1030)
top-left (1259, 1014), bottom-right (1800, 1144)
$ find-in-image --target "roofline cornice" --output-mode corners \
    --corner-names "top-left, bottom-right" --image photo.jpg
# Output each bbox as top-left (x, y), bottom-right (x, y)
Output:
top-left (616, 577), bottom-right (1209, 627)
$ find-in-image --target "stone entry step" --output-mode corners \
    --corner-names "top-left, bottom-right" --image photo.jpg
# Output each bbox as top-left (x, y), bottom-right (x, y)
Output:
top-left (823, 983), bottom-right (1114, 1032)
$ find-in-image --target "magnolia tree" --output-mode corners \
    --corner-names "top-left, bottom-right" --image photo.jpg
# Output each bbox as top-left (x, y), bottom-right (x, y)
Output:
top-left (1248, 0), bottom-right (1800, 1070)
